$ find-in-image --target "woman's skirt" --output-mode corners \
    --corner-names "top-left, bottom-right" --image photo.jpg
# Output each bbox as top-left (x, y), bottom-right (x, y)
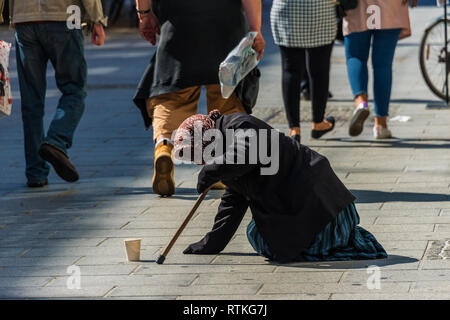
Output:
top-left (247, 202), bottom-right (387, 262)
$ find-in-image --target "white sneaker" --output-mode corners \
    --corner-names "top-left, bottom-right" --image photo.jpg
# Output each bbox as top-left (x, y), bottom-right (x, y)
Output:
top-left (373, 125), bottom-right (392, 139)
top-left (349, 103), bottom-right (370, 137)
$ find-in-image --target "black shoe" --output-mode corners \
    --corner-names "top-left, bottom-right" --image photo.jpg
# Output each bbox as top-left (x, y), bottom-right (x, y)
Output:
top-left (291, 134), bottom-right (301, 144)
top-left (38, 143), bottom-right (79, 182)
top-left (311, 116), bottom-right (335, 139)
top-left (349, 106), bottom-right (370, 137)
top-left (27, 179), bottom-right (48, 188)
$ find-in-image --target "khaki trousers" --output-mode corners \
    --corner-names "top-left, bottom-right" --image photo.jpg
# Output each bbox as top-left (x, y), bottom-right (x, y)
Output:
top-left (147, 84), bottom-right (245, 141)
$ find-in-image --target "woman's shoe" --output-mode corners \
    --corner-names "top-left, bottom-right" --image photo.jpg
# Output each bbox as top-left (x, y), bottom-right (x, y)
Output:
top-left (349, 104), bottom-right (370, 137)
top-left (373, 125), bottom-right (392, 139)
top-left (311, 116), bottom-right (335, 139)
top-left (290, 134), bottom-right (301, 144)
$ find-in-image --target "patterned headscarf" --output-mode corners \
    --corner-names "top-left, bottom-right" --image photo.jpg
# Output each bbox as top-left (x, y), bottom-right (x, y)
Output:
top-left (173, 110), bottom-right (222, 164)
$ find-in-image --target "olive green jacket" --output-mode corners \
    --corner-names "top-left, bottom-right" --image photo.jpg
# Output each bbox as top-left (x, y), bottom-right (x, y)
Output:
top-left (0, 0), bottom-right (107, 25)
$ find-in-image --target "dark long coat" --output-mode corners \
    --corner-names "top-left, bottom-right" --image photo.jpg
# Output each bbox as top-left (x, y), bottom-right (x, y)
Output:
top-left (194, 113), bottom-right (356, 263)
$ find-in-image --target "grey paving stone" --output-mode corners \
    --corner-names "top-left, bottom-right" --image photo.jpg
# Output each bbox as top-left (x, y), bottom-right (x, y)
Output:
top-left (0, 277), bottom-right (52, 287)
top-left (136, 265), bottom-right (277, 275)
top-left (0, 265), bottom-right (136, 277)
top-left (363, 224), bottom-right (434, 233)
top-left (343, 270), bottom-right (450, 283)
top-left (0, 286), bottom-right (111, 299)
top-left (260, 282), bottom-right (411, 294)
top-left (359, 208), bottom-right (441, 217)
top-left (110, 284), bottom-right (261, 297)
top-left (47, 274), bottom-right (197, 288)
top-left (412, 281), bottom-right (450, 293)
top-left (196, 272), bottom-right (343, 285)
top-left (330, 293), bottom-right (450, 300)
top-left (420, 260), bottom-right (450, 270)
top-left (0, 257), bottom-right (82, 267)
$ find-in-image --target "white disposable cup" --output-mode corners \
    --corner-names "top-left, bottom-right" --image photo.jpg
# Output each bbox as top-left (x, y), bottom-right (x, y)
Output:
top-left (124, 238), bottom-right (141, 262)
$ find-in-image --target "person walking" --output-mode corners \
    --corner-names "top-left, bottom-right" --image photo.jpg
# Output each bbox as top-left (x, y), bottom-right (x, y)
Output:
top-left (133, 0), bottom-right (265, 197)
top-left (0, 0), bottom-right (107, 187)
top-left (271, 0), bottom-right (338, 143)
top-left (344, 0), bottom-right (418, 139)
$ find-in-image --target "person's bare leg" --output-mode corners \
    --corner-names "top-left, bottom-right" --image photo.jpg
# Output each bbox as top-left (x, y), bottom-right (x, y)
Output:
top-left (355, 94), bottom-right (368, 107)
top-left (289, 127), bottom-right (301, 137)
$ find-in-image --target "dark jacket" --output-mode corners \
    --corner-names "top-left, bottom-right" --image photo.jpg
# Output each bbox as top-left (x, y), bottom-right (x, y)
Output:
top-left (133, 0), bottom-right (246, 129)
top-left (193, 113), bottom-right (356, 263)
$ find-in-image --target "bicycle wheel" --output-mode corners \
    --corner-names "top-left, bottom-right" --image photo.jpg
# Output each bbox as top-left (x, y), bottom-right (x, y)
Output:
top-left (420, 18), bottom-right (450, 101)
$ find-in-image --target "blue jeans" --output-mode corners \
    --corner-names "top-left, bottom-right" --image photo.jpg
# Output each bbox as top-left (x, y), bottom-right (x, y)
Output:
top-left (15, 22), bottom-right (87, 183)
top-left (345, 29), bottom-right (401, 117)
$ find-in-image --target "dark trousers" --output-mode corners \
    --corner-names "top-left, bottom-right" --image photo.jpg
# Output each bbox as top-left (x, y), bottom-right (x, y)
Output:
top-left (15, 22), bottom-right (87, 183)
top-left (280, 43), bottom-right (333, 128)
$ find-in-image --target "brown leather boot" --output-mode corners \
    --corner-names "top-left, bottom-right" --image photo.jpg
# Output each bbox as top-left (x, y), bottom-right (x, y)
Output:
top-left (152, 140), bottom-right (175, 197)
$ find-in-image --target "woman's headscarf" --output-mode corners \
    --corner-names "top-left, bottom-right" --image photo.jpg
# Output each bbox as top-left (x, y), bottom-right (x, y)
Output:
top-left (173, 110), bottom-right (222, 164)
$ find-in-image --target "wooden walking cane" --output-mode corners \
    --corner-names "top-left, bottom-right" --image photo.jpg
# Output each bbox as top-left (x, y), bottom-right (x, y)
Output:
top-left (156, 186), bottom-right (213, 264)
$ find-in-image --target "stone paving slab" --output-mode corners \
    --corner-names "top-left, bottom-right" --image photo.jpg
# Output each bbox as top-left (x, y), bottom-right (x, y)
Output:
top-left (177, 294), bottom-right (331, 300)
top-left (109, 284), bottom-right (262, 297)
top-left (260, 282), bottom-right (412, 295)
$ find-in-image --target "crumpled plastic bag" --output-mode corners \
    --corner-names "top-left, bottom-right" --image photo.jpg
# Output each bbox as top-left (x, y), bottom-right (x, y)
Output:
top-left (219, 32), bottom-right (259, 99)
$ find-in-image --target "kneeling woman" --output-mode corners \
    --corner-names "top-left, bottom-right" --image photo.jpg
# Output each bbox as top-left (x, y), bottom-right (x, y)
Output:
top-left (173, 110), bottom-right (387, 263)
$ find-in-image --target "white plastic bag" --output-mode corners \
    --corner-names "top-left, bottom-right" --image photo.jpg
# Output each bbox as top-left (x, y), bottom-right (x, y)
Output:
top-left (219, 32), bottom-right (259, 99)
top-left (0, 41), bottom-right (12, 118)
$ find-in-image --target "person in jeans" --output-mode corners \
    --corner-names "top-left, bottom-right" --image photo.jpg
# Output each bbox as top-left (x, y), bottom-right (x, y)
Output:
top-left (344, 0), bottom-right (418, 139)
top-left (271, 0), bottom-right (337, 143)
top-left (0, 0), bottom-right (107, 187)
top-left (133, 0), bottom-right (265, 197)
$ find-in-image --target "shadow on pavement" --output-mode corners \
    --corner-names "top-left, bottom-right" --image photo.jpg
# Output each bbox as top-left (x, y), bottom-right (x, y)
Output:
top-left (351, 190), bottom-right (449, 203)
top-left (270, 255), bottom-right (418, 270)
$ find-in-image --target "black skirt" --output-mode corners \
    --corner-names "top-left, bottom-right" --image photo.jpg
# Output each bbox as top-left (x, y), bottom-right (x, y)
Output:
top-left (133, 0), bottom-right (247, 129)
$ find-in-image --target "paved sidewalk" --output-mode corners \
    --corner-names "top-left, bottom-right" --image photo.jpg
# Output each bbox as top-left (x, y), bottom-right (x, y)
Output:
top-left (0, 7), bottom-right (449, 300)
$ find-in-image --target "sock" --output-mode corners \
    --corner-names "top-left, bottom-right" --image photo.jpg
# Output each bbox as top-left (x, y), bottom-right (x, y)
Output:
top-left (357, 101), bottom-right (368, 109)
top-left (155, 138), bottom-right (173, 148)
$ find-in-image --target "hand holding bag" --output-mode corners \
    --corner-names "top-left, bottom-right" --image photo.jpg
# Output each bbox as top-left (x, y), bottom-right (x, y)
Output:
top-left (0, 41), bottom-right (12, 118)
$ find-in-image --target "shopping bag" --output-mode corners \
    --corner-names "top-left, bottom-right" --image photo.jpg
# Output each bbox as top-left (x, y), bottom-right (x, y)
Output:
top-left (0, 41), bottom-right (12, 118)
top-left (219, 32), bottom-right (260, 99)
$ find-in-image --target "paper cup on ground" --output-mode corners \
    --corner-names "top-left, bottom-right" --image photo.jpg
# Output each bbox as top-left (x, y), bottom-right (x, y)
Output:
top-left (124, 238), bottom-right (141, 261)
